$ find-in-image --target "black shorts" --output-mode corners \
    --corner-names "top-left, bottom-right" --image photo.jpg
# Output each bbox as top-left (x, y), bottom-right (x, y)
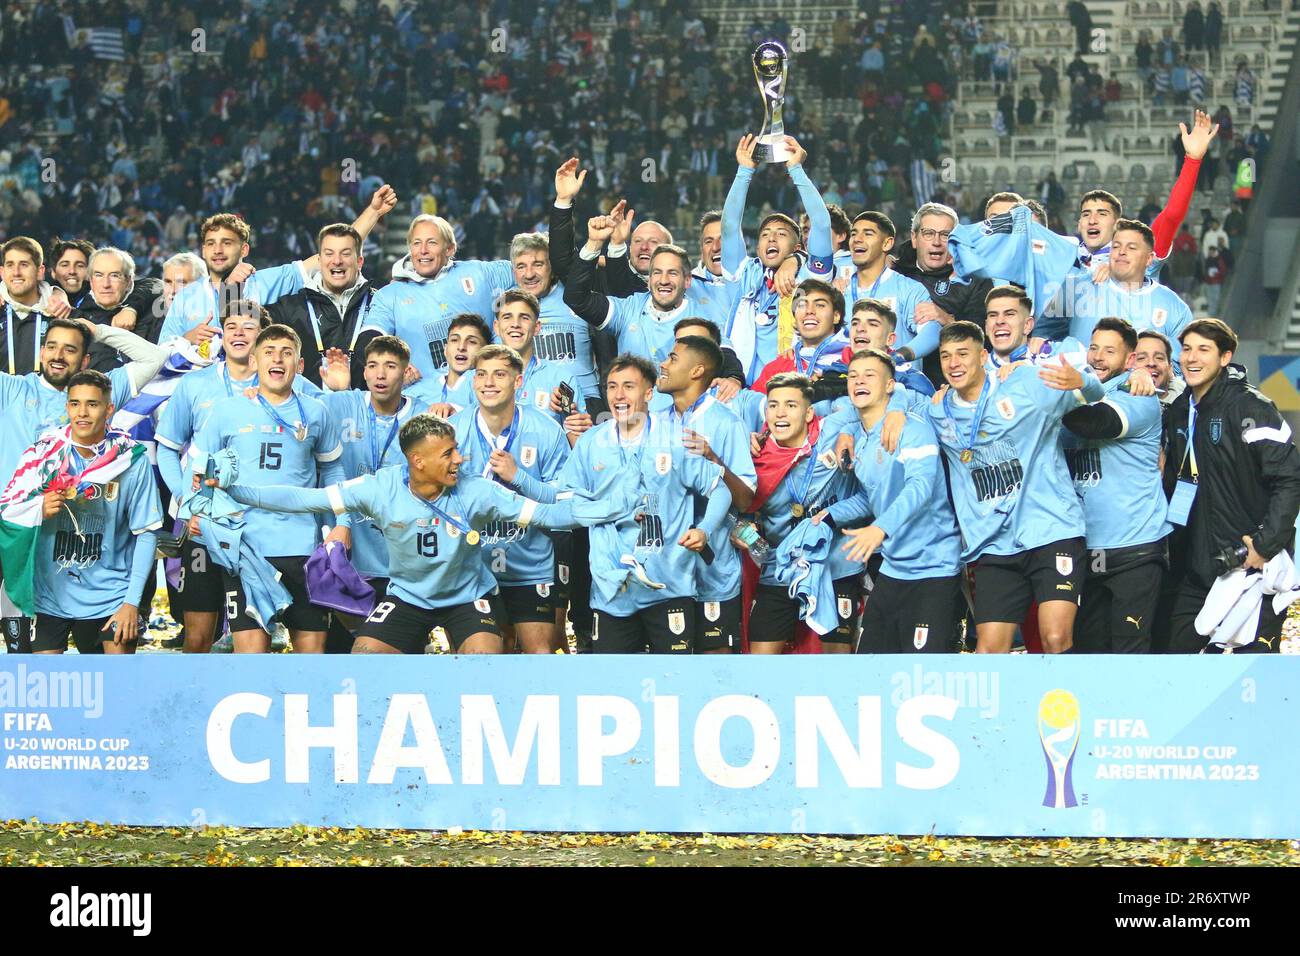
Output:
top-left (498, 583), bottom-right (559, 625)
top-left (970, 537), bottom-right (1086, 625)
top-left (221, 555), bottom-right (331, 633)
top-left (858, 573), bottom-right (963, 654)
top-left (357, 593), bottom-right (505, 654)
top-left (33, 615), bottom-right (112, 654)
top-left (750, 576), bottom-right (864, 646)
top-left (696, 596), bottom-right (743, 652)
top-left (592, 596), bottom-right (694, 654)
top-left (177, 538), bottom-right (224, 614)
top-left (551, 531), bottom-right (572, 604)
top-left (1076, 546), bottom-right (1165, 653)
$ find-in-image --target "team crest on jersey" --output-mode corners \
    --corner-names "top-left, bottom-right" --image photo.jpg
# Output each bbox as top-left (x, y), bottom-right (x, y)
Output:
top-left (807, 257), bottom-right (831, 275)
top-left (534, 391), bottom-right (549, 410)
top-left (474, 598), bottom-right (491, 614)
top-left (703, 601), bottom-right (721, 622)
top-left (1031, 238), bottom-right (1047, 255)
top-left (935, 280), bottom-right (949, 296)
top-left (997, 398), bottom-right (1016, 420)
top-left (1056, 554), bottom-right (1073, 576)
top-left (881, 296), bottom-right (897, 311)
top-left (837, 597), bottom-right (853, 619)
top-left (1210, 418), bottom-right (1223, 444)
top-left (818, 450), bottom-right (838, 469)
top-left (558, 564), bottom-right (570, 584)
top-left (536, 583), bottom-right (551, 598)
top-left (913, 625), bottom-right (929, 650)
top-left (667, 611), bottom-right (686, 635)
top-left (1152, 308), bottom-right (1168, 328)
top-left (461, 277), bottom-right (475, 296)
top-left (655, 452), bottom-right (671, 475)
top-left (447, 523), bottom-right (460, 538)
top-left (521, 445), bottom-right (537, 467)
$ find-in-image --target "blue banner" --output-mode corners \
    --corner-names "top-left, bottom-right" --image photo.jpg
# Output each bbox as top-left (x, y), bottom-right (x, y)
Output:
top-left (0, 657), bottom-right (1296, 838)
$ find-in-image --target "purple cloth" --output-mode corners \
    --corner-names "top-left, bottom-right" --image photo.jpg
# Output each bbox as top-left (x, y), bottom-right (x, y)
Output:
top-left (305, 542), bottom-right (376, 617)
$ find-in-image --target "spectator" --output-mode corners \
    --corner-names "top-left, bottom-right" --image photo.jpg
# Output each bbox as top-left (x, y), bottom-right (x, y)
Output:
top-left (1169, 223), bottom-right (1200, 298)
top-left (1202, 218), bottom-right (1229, 257)
top-left (1245, 124), bottom-right (1270, 166)
top-left (1036, 58), bottom-right (1060, 113)
top-left (1037, 172), bottom-right (1066, 219)
top-left (1188, 58), bottom-right (1207, 107)
top-left (1067, 0), bottom-right (1093, 55)
top-left (997, 89), bottom-right (1016, 136)
top-left (1206, 1), bottom-right (1224, 63)
top-left (1223, 199), bottom-right (1247, 259)
top-left (1135, 30), bottom-right (1155, 91)
top-left (1138, 193), bottom-right (1162, 225)
top-left (1171, 57), bottom-right (1190, 105)
top-left (1183, 0), bottom-right (1205, 51)
top-left (1066, 51), bottom-right (1089, 86)
top-left (1200, 243), bottom-right (1227, 314)
top-left (1017, 87), bottom-right (1038, 127)
top-left (1234, 60), bottom-right (1257, 107)
top-left (1157, 27), bottom-right (1179, 68)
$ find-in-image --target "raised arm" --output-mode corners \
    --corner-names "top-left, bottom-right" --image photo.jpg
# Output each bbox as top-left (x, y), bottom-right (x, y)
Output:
top-left (785, 137), bottom-right (832, 272)
top-left (93, 322), bottom-right (168, 394)
top-left (562, 212), bottom-right (619, 327)
top-left (1151, 111), bottom-right (1218, 259)
top-left (549, 158), bottom-right (586, 282)
top-left (721, 134), bottom-right (758, 275)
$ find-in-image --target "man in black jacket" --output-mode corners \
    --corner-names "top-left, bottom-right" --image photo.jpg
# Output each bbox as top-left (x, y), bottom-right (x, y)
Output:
top-left (1161, 319), bottom-right (1300, 652)
top-left (267, 223), bottom-right (381, 388)
top-left (892, 201), bottom-right (993, 387)
top-left (79, 247), bottom-right (166, 371)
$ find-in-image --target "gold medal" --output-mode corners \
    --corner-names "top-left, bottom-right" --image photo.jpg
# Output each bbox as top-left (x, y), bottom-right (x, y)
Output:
top-left (960, 448), bottom-right (973, 463)
top-left (791, 503), bottom-right (805, 518)
top-left (465, 530), bottom-right (481, 546)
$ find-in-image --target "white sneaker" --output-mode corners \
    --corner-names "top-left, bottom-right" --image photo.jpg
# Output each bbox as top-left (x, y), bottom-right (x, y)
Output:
top-left (211, 632), bottom-right (233, 654)
top-left (271, 623), bottom-right (290, 651)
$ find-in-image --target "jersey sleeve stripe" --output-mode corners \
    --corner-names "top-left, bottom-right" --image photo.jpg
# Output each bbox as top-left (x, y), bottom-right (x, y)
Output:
top-left (1101, 399), bottom-right (1130, 439)
top-left (315, 443), bottom-right (343, 463)
top-left (897, 444), bottom-right (939, 463)
top-left (517, 498), bottom-right (538, 527)
top-left (1244, 422), bottom-right (1293, 445)
top-left (325, 485), bottom-right (347, 515)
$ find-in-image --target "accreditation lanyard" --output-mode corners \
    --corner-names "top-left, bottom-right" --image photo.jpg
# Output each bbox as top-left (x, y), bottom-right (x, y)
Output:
top-left (668, 392), bottom-right (707, 430)
top-left (1167, 398), bottom-right (1200, 526)
top-left (783, 441), bottom-right (818, 515)
top-left (851, 266), bottom-right (889, 304)
top-left (6, 306), bottom-right (43, 376)
top-left (407, 470), bottom-right (477, 544)
top-left (348, 291), bottom-right (372, 351)
top-left (474, 407), bottom-right (520, 480)
top-left (794, 337), bottom-right (835, 376)
top-left (304, 300), bottom-right (325, 353)
top-left (221, 362), bottom-right (257, 397)
top-left (943, 374), bottom-right (993, 462)
top-left (369, 401), bottom-right (401, 473)
top-left (256, 392), bottom-right (307, 440)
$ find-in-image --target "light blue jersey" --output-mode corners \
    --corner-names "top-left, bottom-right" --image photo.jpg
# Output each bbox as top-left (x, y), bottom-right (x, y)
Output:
top-left (159, 262), bottom-right (307, 342)
top-left (561, 417), bottom-right (724, 616)
top-left (359, 256), bottom-right (515, 380)
top-left (755, 424), bottom-right (859, 586)
top-left (0, 370), bottom-right (135, 490)
top-left (1062, 372), bottom-right (1172, 550)
top-left (451, 403), bottom-right (570, 587)
top-left (650, 386), bottom-right (766, 433)
top-left (843, 267), bottom-right (937, 357)
top-left (228, 468), bottom-right (574, 610)
top-left (1065, 280), bottom-right (1193, 369)
top-left (927, 364), bottom-right (1104, 562)
top-left (985, 336), bottom-right (1089, 373)
top-left (34, 450), bottom-right (162, 619)
top-left (826, 414), bottom-right (962, 579)
top-left (527, 283), bottom-right (599, 399)
top-left (155, 360), bottom-right (322, 498)
top-left (515, 354), bottom-right (587, 425)
top-left (191, 391), bottom-right (343, 557)
top-left (599, 283), bottom-right (734, 369)
top-left (323, 390), bottom-right (422, 578)
top-left (654, 396), bottom-right (756, 602)
top-left (405, 369), bottom-right (477, 411)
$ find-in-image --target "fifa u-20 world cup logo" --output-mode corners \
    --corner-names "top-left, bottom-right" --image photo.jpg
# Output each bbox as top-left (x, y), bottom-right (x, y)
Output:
top-left (751, 41), bottom-right (790, 164)
top-left (1037, 689), bottom-right (1080, 809)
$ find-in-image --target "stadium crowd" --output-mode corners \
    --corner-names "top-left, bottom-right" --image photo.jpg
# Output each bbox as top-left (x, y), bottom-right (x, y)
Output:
top-left (0, 1), bottom-right (1297, 660)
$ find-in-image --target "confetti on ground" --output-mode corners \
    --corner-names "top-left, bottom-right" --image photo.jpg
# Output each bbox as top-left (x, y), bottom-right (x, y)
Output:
top-left (0, 821), bottom-right (1294, 867)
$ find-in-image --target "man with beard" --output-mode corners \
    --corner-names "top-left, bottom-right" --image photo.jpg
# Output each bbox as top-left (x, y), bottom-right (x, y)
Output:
top-left (268, 219), bottom-right (394, 389)
top-left (160, 185), bottom-right (395, 346)
top-left (0, 317), bottom-right (168, 653)
top-left (1, 237), bottom-right (77, 377)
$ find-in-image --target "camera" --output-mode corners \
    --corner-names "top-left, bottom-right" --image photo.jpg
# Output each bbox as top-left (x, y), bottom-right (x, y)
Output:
top-left (1212, 543), bottom-right (1249, 574)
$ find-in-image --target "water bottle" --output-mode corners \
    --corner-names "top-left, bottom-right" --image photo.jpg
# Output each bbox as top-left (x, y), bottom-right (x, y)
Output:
top-left (736, 520), bottom-right (772, 563)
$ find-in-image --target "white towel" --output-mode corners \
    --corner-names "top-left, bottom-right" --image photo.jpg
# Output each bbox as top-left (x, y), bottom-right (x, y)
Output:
top-left (1195, 550), bottom-right (1300, 649)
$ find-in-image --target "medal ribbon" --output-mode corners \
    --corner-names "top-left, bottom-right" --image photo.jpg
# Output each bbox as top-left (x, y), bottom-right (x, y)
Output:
top-left (942, 373), bottom-right (993, 457)
top-left (474, 407), bottom-right (521, 480)
top-left (369, 401), bottom-right (402, 473)
top-left (256, 392), bottom-right (307, 437)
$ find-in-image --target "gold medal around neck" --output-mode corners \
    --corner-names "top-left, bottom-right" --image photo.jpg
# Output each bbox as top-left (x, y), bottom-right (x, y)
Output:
top-left (960, 448), bottom-right (973, 463)
top-left (465, 530), bottom-right (481, 546)
top-left (791, 503), bottom-right (805, 518)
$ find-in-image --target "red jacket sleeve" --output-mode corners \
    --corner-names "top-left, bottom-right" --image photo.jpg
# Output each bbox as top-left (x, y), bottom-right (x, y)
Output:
top-left (753, 355), bottom-right (795, 393)
top-left (1151, 157), bottom-right (1201, 259)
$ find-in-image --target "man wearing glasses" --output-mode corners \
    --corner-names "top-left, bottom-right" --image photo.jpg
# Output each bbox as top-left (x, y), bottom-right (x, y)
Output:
top-left (892, 202), bottom-right (995, 387)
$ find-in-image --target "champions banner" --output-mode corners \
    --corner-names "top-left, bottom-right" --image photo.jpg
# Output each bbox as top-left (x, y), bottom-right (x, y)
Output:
top-left (0, 656), bottom-right (1295, 838)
